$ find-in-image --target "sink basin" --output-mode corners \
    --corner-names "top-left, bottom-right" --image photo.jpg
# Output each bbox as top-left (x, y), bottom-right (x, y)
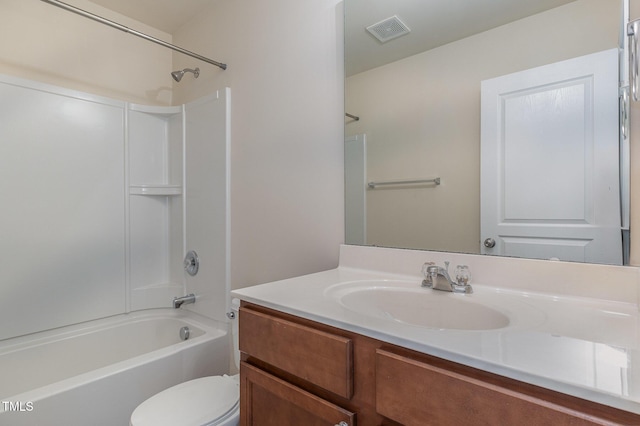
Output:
top-left (325, 280), bottom-right (539, 331)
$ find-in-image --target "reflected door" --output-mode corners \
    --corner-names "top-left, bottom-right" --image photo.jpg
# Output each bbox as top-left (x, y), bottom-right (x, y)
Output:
top-left (481, 49), bottom-right (621, 264)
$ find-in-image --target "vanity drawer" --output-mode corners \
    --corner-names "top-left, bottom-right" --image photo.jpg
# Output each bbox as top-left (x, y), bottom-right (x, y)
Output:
top-left (239, 306), bottom-right (354, 399)
top-left (376, 349), bottom-right (640, 426)
top-left (240, 362), bottom-right (355, 426)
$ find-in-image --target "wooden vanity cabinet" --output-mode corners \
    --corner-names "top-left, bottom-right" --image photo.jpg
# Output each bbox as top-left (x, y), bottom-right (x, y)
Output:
top-left (239, 302), bottom-right (640, 426)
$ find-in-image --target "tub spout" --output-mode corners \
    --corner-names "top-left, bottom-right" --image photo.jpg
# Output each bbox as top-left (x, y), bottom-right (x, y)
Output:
top-left (173, 294), bottom-right (196, 309)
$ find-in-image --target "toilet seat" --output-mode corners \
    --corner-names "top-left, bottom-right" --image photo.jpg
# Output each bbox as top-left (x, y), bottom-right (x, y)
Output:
top-left (130, 375), bottom-right (239, 426)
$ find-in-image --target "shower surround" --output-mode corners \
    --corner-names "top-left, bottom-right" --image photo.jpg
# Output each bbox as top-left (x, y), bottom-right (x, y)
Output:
top-left (0, 73), bottom-right (231, 420)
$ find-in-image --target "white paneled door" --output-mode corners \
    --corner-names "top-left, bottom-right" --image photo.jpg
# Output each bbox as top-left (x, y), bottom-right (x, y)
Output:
top-left (481, 49), bottom-right (621, 264)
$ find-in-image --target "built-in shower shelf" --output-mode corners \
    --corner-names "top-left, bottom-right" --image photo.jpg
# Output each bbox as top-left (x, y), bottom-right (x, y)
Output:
top-left (129, 184), bottom-right (182, 196)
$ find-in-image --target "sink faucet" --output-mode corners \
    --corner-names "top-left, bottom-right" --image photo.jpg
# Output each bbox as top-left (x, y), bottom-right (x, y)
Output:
top-left (421, 261), bottom-right (473, 294)
top-left (173, 293), bottom-right (196, 308)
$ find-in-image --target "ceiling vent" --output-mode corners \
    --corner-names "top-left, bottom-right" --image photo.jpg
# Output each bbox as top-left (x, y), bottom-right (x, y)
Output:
top-left (366, 15), bottom-right (411, 43)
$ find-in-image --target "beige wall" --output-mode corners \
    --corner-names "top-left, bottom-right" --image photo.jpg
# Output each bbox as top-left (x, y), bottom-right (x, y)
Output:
top-left (0, 0), bottom-right (345, 289)
top-left (0, 0), bottom-right (174, 105)
top-left (346, 0), bottom-right (619, 254)
top-left (172, 0), bottom-right (345, 289)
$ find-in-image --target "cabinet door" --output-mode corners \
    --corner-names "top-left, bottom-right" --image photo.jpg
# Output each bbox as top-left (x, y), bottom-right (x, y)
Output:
top-left (239, 306), bottom-right (353, 398)
top-left (241, 362), bottom-right (355, 426)
top-left (376, 349), bottom-right (640, 426)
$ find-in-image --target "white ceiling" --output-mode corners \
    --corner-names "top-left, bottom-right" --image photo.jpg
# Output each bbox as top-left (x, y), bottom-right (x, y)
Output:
top-left (85, 0), bottom-right (576, 75)
top-left (345, 0), bottom-right (576, 76)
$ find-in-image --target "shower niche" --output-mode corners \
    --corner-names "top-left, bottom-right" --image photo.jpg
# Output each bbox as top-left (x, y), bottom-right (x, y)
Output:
top-left (128, 104), bottom-right (186, 310)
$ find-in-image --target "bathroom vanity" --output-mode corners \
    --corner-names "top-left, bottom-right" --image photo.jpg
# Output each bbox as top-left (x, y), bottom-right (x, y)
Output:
top-left (239, 302), bottom-right (640, 425)
top-left (232, 245), bottom-right (640, 425)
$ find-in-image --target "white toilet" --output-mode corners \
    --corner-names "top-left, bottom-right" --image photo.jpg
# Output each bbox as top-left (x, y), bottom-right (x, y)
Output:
top-left (130, 301), bottom-right (241, 426)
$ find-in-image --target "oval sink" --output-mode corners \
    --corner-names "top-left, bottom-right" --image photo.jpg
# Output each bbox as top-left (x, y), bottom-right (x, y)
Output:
top-left (325, 280), bottom-right (539, 331)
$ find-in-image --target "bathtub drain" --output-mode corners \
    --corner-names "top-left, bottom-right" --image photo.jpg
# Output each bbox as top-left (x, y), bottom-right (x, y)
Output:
top-left (180, 326), bottom-right (190, 341)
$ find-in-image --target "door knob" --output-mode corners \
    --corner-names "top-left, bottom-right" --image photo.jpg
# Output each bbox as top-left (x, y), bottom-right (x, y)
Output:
top-left (483, 238), bottom-right (496, 248)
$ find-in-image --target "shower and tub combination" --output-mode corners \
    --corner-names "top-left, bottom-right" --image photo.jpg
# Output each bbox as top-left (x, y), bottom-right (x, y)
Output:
top-left (1, 2), bottom-right (232, 424)
top-left (0, 73), bottom-right (231, 424)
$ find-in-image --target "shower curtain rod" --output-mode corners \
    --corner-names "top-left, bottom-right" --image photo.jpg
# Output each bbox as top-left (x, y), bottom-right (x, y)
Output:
top-left (40, 0), bottom-right (227, 71)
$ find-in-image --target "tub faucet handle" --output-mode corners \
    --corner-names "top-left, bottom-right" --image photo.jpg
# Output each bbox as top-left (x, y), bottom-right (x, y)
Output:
top-left (184, 251), bottom-right (199, 276)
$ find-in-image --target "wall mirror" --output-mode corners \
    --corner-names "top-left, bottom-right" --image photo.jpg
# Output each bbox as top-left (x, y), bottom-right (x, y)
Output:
top-left (345, 0), bottom-right (630, 265)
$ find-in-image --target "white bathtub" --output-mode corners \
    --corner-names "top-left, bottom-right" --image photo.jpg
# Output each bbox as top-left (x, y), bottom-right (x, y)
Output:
top-left (0, 309), bottom-right (230, 426)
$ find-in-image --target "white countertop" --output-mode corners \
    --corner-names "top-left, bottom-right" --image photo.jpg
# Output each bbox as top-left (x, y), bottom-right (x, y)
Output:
top-left (231, 245), bottom-right (640, 414)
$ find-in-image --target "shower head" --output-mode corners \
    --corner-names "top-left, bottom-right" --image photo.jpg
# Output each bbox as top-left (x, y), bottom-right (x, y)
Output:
top-left (171, 67), bottom-right (200, 82)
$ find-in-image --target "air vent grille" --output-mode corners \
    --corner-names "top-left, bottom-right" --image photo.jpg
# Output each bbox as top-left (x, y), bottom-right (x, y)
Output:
top-left (366, 15), bottom-right (411, 43)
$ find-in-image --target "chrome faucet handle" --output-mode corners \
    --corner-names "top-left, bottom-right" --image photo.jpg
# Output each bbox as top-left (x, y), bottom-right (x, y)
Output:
top-left (421, 262), bottom-right (436, 287)
top-left (421, 261), bottom-right (435, 276)
top-left (452, 265), bottom-right (473, 294)
top-left (454, 265), bottom-right (470, 285)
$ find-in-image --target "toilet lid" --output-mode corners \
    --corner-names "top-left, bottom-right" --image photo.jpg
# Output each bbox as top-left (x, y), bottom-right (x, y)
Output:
top-left (130, 376), bottom-right (239, 426)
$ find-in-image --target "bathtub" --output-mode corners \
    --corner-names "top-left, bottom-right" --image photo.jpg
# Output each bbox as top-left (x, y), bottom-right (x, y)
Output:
top-left (0, 309), bottom-right (230, 426)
